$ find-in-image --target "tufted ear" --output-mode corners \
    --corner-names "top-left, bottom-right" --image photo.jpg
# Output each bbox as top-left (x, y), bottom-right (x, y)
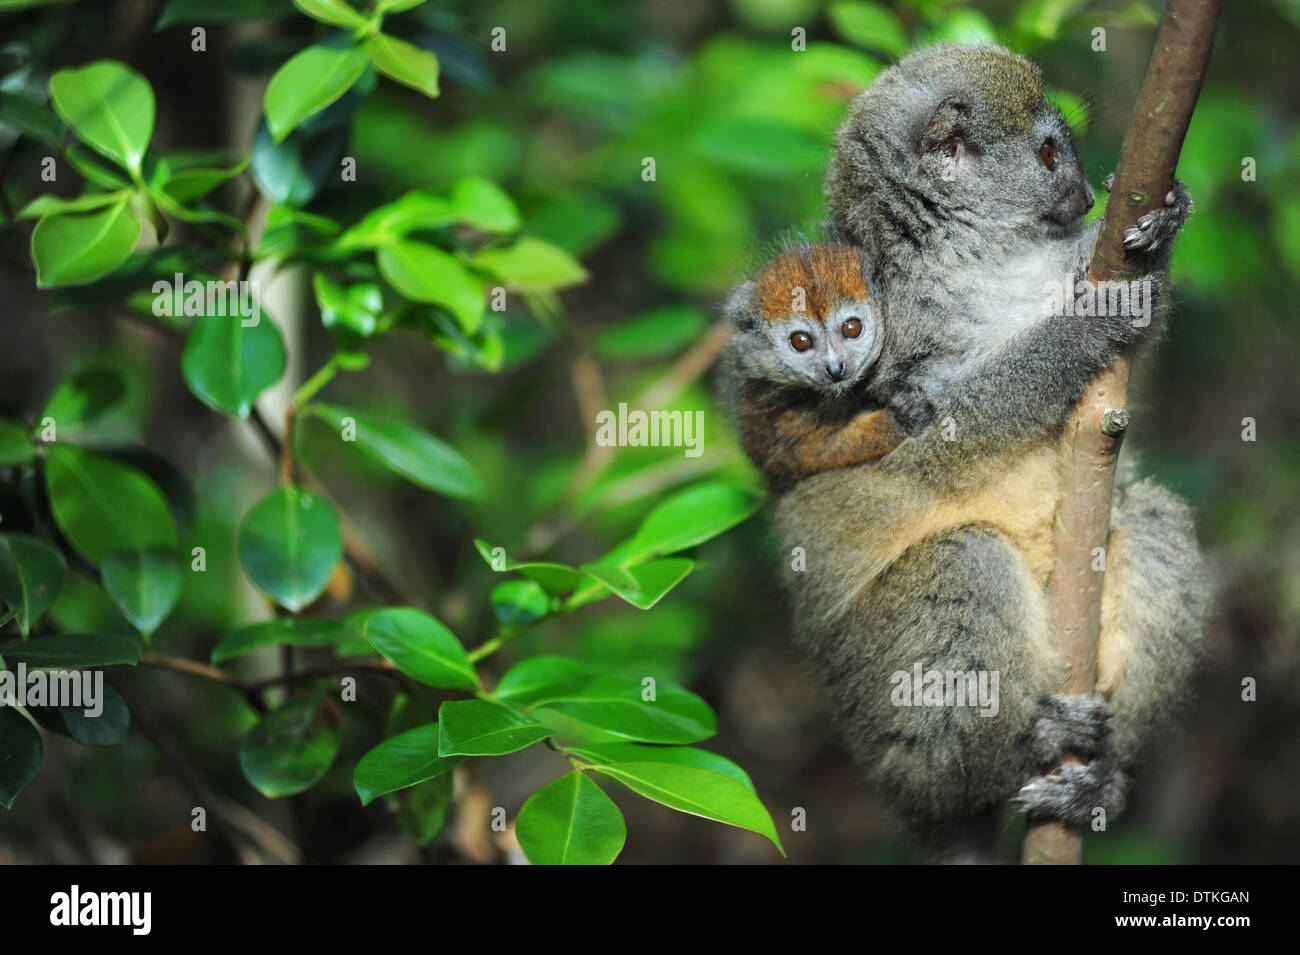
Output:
top-left (724, 280), bottom-right (761, 331)
top-left (918, 97), bottom-right (969, 156)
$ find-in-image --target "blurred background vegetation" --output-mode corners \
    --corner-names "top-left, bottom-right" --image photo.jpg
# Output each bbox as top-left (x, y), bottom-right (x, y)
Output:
top-left (1, 0), bottom-right (1297, 863)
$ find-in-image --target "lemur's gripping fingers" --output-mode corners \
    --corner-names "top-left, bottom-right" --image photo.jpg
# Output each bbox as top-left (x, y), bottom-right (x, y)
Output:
top-left (1013, 760), bottom-right (1129, 827)
top-left (1120, 179), bottom-right (1191, 253)
top-left (1102, 172), bottom-right (1114, 193)
top-left (1028, 692), bottom-right (1111, 767)
top-left (888, 389), bottom-right (937, 434)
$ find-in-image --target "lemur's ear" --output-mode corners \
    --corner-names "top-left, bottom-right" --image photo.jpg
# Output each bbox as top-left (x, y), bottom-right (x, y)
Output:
top-left (919, 97), bottom-right (968, 156)
top-left (725, 281), bottom-right (760, 331)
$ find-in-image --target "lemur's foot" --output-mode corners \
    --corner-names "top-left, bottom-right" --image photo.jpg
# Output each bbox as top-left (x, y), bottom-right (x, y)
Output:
top-left (889, 389), bottom-right (936, 434)
top-left (1121, 179), bottom-right (1191, 253)
top-left (1029, 693), bottom-right (1110, 766)
top-left (1013, 760), bottom-right (1129, 826)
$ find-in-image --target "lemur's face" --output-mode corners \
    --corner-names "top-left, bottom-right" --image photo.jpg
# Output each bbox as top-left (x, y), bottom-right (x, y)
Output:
top-left (753, 301), bottom-right (884, 393)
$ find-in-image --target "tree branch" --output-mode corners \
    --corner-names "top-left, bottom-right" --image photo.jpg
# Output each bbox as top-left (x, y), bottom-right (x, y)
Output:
top-left (1022, 0), bottom-right (1221, 866)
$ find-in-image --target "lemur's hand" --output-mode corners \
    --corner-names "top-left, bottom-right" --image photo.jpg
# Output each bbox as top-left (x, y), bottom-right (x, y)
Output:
top-left (1013, 760), bottom-right (1129, 827)
top-left (1028, 693), bottom-right (1110, 766)
top-left (1118, 178), bottom-right (1191, 253)
top-left (888, 389), bottom-right (936, 434)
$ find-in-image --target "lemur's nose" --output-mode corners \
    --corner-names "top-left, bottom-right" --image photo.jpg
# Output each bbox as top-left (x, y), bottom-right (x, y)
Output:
top-left (826, 358), bottom-right (845, 381)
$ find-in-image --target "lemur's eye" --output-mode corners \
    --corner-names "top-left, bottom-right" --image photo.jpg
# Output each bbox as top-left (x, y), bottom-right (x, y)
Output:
top-left (789, 331), bottom-right (813, 352)
top-left (842, 318), bottom-right (863, 339)
top-left (1039, 140), bottom-right (1056, 169)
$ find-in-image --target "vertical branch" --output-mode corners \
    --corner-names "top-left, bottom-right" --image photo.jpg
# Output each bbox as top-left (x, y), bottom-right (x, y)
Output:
top-left (1022, 0), bottom-right (1221, 865)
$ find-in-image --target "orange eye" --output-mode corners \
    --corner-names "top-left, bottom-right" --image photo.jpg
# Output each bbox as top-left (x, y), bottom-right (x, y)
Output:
top-left (1040, 141), bottom-right (1056, 169)
top-left (842, 318), bottom-right (863, 339)
top-left (789, 331), bottom-right (813, 352)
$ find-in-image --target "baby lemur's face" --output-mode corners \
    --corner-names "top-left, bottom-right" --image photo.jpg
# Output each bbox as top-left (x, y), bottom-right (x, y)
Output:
top-left (731, 243), bottom-right (884, 394)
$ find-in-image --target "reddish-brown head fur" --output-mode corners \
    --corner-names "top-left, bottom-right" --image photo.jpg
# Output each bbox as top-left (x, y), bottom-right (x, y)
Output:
top-left (753, 243), bottom-right (868, 324)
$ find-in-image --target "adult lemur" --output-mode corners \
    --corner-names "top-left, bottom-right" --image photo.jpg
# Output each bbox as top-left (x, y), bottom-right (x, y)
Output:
top-left (733, 44), bottom-right (1208, 860)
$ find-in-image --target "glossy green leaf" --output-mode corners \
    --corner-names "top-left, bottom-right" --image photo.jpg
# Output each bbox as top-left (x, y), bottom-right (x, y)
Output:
top-left (29, 685), bottom-right (130, 746)
top-left (492, 656), bottom-right (587, 706)
top-left (472, 237), bottom-right (587, 290)
top-left (354, 722), bottom-right (463, 805)
top-left (18, 190), bottom-right (129, 219)
top-left (45, 445), bottom-right (177, 563)
top-left (292, 0), bottom-right (365, 28)
top-left (472, 540), bottom-right (582, 595)
top-left (2, 633), bottom-right (140, 668)
top-left (250, 121), bottom-right (345, 207)
top-left (100, 547), bottom-right (182, 637)
top-left (0, 89), bottom-right (65, 148)
top-left (265, 44), bottom-right (369, 143)
top-left (377, 240), bottom-right (485, 333)
top-left (362, 607), bottom-right (477, 690)
top-left (490, 579), bottom-right (550, 627)
top-left (592, 305), bottom-right (708, 360)
top-left (516, 771), bottom-right (626, 865)
top-left (181, 312), bottom-right (287, 418)
top-left (389, 772), bottom-right (453, 846)
top-left (162, 158), bottom-right (248, 203)
top-left (588, 761), bottom-right (783, 853)
top-left (240, 695), bottom-right (339, 798)
top-left (0, 534), bottom-right (66, 637)
top-left (565, 742), bottom-right (756, 792)
top-left (527, 674), bottom-right (715, 744)
top-left (334, 191), bottom-right (453, 250)
top-left (310, 403), bottom-right (484, 500)
top-left (49, 61), bottom-right (154, 175)
top-left (377, 0), bottom-right (426, 11)
top-left (0, 707), bottom-right (42, 808)
top-left (31, 199), bottom-right (142, 288)
top-left (627, 482), bottom-right (762, 561)
top-left (367, 33), bottom-right (439, 98)
top-left (437, 699), bottom-right (552, 756)
top-left (312, 274), bottom-right (382, 343)
top-left (580, 558), bottom-right (693, 610)
top-left (237, 485), bottom-right (342, 612)
top-left (41, 365), bottom-right (127, 431)
top-left (212, 616), bottom-right (351, 664)
top-left (0, 420), bottom-right (33, 466)
top-left (827, 1), bottom-right (909, 57)
top-left (449, 177), bottom-right (520, 233)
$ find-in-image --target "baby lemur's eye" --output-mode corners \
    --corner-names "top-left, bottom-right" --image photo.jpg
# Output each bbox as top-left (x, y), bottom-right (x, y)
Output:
top-left (1039, 140), bottom-right (1056, 169)
top-left (842, 318), bottom-right (863, 339)
top-left (789, 331), bottom-right (813, 352)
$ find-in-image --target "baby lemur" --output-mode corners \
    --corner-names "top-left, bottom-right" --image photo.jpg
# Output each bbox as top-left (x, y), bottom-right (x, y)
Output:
top-left (734, 43), bottom-right (1208, 860)
top-left (725, 241), bottom-right (919, 493)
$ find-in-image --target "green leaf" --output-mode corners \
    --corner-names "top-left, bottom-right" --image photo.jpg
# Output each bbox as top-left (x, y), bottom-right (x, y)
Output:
top-left (265, 43), bottom-right (369, 143)
top-left (473, 541), bottom-right (583, 595)
top-left (250, 121), bottom-right (345, 207)
top-left (449, 177), bottom-right (520, 233)
top-left (312, 274), bottom-right (382, 344)
top-left (627, 482), bottom-right (762, 561)
top-left (592, 305), bottom-right (708, 360)
top-left (492, 656), bottom-right (587, 706)
top-left (212, 616), bottom-right (351, 663)
top-left (156, 0), bottom-right (296, 29)
top-left (377, 0), bottom-right (426, 11)
top-left (181, 312), bottom-right (287, 418)
top-left (0, 707), bottom-right (42, 808)
top-left (580, 558), bottom-right (693, 610)
top-left (437, 699), bottom-right (552, 756)
top-left (827, 1), bottom-right (909, 57)
top-left (353, 722), bottom-right (463, 805)
top-left (238, 485), bottom-right (342, 612)
top-left (41, 365), bottom-right (128, 431)
top-left (377, 240), bottom-right (485, 334)
top-left (162, 158), bottom-right (248, 203)
top-left (100, 547), bottom-right (182, 637)
top-left (310, 403), bottom-right (484, 500)
top-left (334, 191), bottom-right (453, 250)
top-left (240, 694), bottom-right (339, 798)
top-left (49, 61), bottom-right (154, 176)
top-left (45, 445), bottom-right (177, 564)
top-left (388, 772), bottom-right (452, 846)
top-left (565, 742), bottom-right (756, 792)
top-left (362, 607), bottom-right (477, 690)
top-left (0, 534), bottom-right (66, 637)
top-left (367, 33), bottom-right (439, 98)
top-left (516, 771), bottom-right (626, 865)
top-left (490, 579), bottom-right (550, 627)
top-left (2, 633), bottom-right (140, 668)
top-left (472, 237), bottom-right (587, 291)
top-left (292, 0), bottom-right (365, 29)
top-left (588, 761), bottom-right (783, 853)
top-left (0, 90), bottom-right (65, 148)
top-left (0, 420), bottom-right (33, 467)
top-left (29, 685), bottom-right (130, 746)
top-left (18, 190), bottom-right (128, 219)
top-left (31, 199), bottom-right (142, 288)
top-left (527, 674), bottom-right (716, 744)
